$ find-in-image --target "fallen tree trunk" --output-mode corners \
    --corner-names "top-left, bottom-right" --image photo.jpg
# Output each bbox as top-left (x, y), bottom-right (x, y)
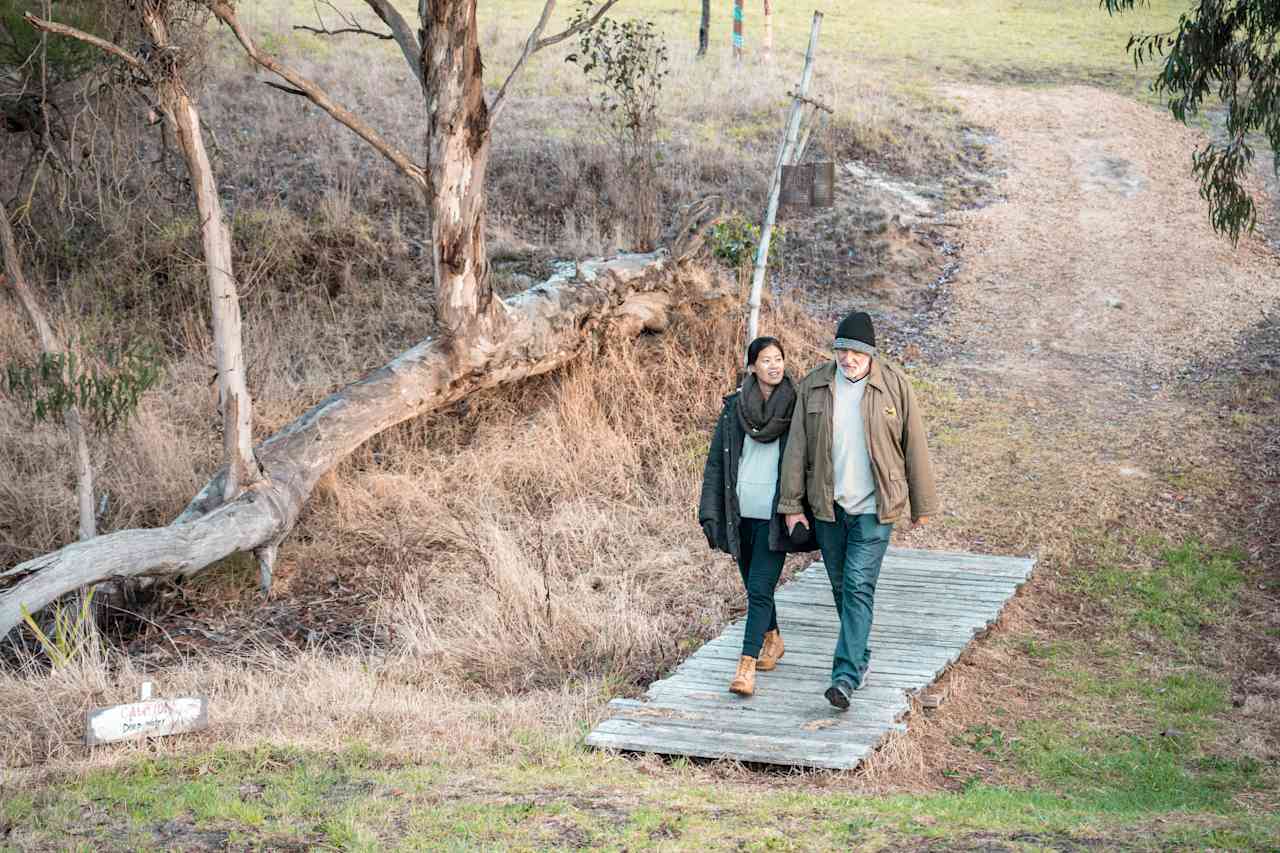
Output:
top-left (0, 253), bottom-right (727, 638)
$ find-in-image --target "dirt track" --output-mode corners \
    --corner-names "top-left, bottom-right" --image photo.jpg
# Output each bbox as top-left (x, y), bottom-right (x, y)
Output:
top-left (883, 84), bottom-right (1280, 779)
top-left (941, 85), bottom-right (1280, 398)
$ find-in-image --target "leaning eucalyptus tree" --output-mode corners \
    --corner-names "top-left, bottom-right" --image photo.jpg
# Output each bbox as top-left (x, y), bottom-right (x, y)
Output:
top-left (0, 0), bottom-right (723, 638)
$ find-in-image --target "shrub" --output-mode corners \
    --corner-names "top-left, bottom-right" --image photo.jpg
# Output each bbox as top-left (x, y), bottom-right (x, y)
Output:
top-left (566, 2), bottom-right (670, 251)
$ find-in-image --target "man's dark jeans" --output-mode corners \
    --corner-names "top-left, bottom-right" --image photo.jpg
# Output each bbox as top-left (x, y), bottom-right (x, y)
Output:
top-left (814, 506), bottom-right (893, 688)
top-left (737, 518), bottom-right (783, 658)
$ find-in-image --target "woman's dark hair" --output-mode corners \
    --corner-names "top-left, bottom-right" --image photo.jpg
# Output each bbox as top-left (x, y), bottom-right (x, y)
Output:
top-left (746, 336), bottom-right (785, 366)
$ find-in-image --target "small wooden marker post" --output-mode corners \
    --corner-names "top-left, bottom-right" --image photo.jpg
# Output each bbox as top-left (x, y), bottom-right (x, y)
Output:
top-left (85, 681), bottom-right (209, 746)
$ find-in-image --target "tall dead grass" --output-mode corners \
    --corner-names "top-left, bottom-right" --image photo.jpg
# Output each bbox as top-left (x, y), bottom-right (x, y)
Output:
top-left (0, 284), bottom-right (829, 768)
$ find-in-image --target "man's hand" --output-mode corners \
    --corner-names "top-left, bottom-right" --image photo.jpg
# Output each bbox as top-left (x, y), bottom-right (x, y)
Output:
top-left (910, 516), bottom-right (931, 531)
top-left (784, 513), bottom-right (807, 535)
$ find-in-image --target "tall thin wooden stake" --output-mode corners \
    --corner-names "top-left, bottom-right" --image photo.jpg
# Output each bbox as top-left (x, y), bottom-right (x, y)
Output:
top-left (746, 10), bottom-right (822, 346)
top-left (732, 0), bottom-right (744, 59)
top-left (762, 0), bottom-right (773, 62)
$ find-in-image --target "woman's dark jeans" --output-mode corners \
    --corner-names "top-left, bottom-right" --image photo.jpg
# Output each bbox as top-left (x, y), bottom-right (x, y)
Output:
top-left (737, 518), bottom-right (784, 658)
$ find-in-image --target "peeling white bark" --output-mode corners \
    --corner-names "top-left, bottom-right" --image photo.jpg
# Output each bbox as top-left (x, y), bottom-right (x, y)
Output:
top-left (140, 7), bottom-right (258, 502)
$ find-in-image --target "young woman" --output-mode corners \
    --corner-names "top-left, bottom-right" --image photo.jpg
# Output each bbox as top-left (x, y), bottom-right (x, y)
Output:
top-left (698, 336), bottom-right (814, 697)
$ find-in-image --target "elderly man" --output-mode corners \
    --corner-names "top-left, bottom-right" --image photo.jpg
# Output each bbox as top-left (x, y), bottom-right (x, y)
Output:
top-left (778, 311), bottom-right (939, 709)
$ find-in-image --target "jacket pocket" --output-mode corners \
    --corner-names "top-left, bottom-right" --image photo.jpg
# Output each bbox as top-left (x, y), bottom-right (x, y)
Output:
top-left (881, 474), bottom-right (908, 519)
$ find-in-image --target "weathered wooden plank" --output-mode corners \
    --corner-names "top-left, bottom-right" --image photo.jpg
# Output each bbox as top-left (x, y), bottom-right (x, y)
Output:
top-left (596, 714), bottom-right (898, 750)
top-left (783, 574), bottom-right (1022, 594)
top-left (800, 557), bottom-right (1032, 579)
top-left (885, 550), bottom-right (1033, 576)
top-left (651, 669), bottom-right (927, 695)
top-left (887, 545), bottom-right (1035, 569)
top-left (663, 666), bottom-right (944, 696)
top-left (718, 629), bottom-right (984, 655)
top-left (698, 651), bottom-right (960, 679)
top-left (684, 643), bottom-right (951, 678)
top-left (761, 621), bottom-right (989, 642)
top-left (590, 718), bottom-right (902, 759)
top-left (606, 696), bottom-right (901, 732)
top-left (768, 601), bottom-right (988, 627)
top-left (793, 576), bottom-right (1025, 595)
top-left (650, 676), bottom-right (911, 701)
top-left (586, 726), bottom-right (870, 770)
top-left (775, 592), bottom-right (1015, 618)
top-left (761, 624), bottom-right (974, 644)
top-left (640, 693), bottom-right (908, 720)
top-left (708, 633), bottom-right (972, 659)
top-left (628, 690), bottom-right (910, 719)
top-left (814, 558), bottom-right (1033, 581)
top-left (788, 574), bottom-right (1025, 595)
top-left (778, 571), bottom-right (1018, 596)
top-left (780, 602), bottom-right (1010, 625)
top-left (723, 612), bottom-right (978, 635)
top-left (797, 571), bottom-right (1028, 592)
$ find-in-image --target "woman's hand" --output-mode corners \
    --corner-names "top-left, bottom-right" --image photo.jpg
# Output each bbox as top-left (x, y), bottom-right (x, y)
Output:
top-left (784, 513), bottom-right (807, 535)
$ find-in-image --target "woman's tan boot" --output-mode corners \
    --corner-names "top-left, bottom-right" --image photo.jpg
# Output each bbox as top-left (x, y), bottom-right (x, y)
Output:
top-left (757, 629), bottom-right (785, 671)
top-left (729, 655), bottom-right (757, 696)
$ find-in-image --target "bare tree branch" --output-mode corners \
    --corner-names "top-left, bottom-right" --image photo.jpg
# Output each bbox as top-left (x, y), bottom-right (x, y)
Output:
top-left (204, 0), bottom-right (427, 191)
top-left (262, 80), bottom-right (308, 97)
top-left (489, 0), bottom-right (622, 125)
top-left (294, 0), bottom-right (393, 41)
top-left (359, 0), bottom-right (423, 88)
top-left (23, 13), bottom-right (145, 72)
top-left (294, 23), bottom-right (392, 39)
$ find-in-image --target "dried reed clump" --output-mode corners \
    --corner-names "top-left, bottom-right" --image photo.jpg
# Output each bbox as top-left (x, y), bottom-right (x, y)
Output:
top-left (292, 300), bottom-right (828, 692)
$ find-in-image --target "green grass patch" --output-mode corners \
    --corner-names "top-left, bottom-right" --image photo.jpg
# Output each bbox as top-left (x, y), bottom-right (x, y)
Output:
top-left (9, 742), bottom-right (1277, 850)
top-left (1075, 539), bottom-right (1245, 649)
top-left (1013, 720), bottom-right (1261, 814)
top-left (480, 0), bottom-right (1181, 91)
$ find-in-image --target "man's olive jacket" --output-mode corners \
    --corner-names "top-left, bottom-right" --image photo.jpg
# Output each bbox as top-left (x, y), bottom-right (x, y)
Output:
top-left (777, 359), bottom-right (940, 525)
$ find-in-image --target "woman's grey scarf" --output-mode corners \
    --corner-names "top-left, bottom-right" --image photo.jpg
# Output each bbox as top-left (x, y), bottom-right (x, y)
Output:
top-left (736, 373), bottom-right (796, 443)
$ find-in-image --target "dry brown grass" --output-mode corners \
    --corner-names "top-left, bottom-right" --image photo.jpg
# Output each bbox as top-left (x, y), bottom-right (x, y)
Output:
top-left (0, 644), bottom-right (609, 773)
top-left (0, 288), bottom-right (832, 769)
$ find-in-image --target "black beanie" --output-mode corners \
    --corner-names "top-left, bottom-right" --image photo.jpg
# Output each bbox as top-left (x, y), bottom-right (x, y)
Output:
top-left (834, 311), bottom-right (876, 355)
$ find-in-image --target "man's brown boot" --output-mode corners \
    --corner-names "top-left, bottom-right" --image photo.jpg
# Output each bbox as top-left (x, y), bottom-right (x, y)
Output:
top-left (729, 655), bottom-right (756, 696)
top-left (757, 629), bottom-right (785, 671)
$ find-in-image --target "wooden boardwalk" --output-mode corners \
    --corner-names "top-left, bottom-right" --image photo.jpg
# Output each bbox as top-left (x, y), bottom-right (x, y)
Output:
top-left (586, 546), bottom-right (1036, 770)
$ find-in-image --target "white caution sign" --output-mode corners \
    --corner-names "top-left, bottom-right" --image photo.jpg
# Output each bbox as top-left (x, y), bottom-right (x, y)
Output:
top-left (85, 682), bottom-right (208, 746)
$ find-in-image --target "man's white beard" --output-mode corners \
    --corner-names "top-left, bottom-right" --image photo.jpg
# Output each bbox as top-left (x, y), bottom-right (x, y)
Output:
top-left (839, 359), bottom-right (871, 381)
